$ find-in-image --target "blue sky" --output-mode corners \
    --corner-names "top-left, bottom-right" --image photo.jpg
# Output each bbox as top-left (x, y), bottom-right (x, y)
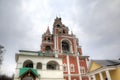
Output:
top-left (0, 0), bottom-right (120, 76)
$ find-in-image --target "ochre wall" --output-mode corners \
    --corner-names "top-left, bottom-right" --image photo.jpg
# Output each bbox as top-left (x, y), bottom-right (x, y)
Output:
top-left (94, 67), bottom-right (120, 80)
top-left (102, 71), bottom-right (106, 79)
top-left (95, 74), bottom-right (100, 80)
top-left (110, 67), bottom-right (120, 80)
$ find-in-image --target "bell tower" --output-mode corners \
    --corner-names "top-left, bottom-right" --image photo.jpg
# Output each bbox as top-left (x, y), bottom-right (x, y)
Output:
top-left (40, 17), bottom-right (89, 80)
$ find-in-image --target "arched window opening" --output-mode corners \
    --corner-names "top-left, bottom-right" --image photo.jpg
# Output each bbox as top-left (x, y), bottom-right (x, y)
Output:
top-left (44, 38), bottom-right (46, 41)
top-left (63, 63), bottom-right (67, 72)
top-left (62, 40), bottom-right (70, 53)
top-left (48, 37), bottom-right (50, 42)
top-left (47, 61), bottom-right (59, 70)
top-left (63, 30), bottom-right (65, 34)
top-left (36, 63), bottom-right (42, 69)
top-left (57, 24), bottom-right (60, 28)
top-left (45, 46), bottom-right (52, 52)
top-left (23, 60), bottom-right (33, 68)
top-left (70, 64), bottom-right (75, 72)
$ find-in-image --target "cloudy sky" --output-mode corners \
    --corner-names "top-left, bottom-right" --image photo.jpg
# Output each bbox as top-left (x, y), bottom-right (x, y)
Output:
top-left (0, 0), bottom-right (120, 76)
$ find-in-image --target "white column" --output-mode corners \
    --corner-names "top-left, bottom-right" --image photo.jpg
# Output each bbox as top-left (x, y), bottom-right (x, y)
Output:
top-left (57, 35), bottom-right (58, 51)
top-left (92, 75), bottom-right (96, 80)
top-left (85, 58), bottom-right (89, 69)
top-left (88, 76), bottom-right (91, 80)
top-left (70, 43), bottom-right (73, 53)
top-left (67, 55), bottom-right (71, 80)
top-left (105, 70), bottom-right (111, 80)
top-left (43, 64), bottom-right (46, 70)
top-left (34, 63), bottom-right (36, 69)
top-left (74, 38), bottom-right (77, 53)
top-left (54, 34), bottom-right (56, 53)
top-left (99, 72), bottom-right (104, 80)
top-left (76, 54), bottom-right (82, 80)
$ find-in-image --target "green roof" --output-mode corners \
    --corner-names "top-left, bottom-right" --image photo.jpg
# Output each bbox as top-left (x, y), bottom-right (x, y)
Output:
top-left (19, 68), bottom-right (38, 77)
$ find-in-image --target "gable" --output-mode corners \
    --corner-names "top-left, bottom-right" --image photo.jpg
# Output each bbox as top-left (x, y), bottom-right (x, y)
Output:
top-left (19, 68), bottom-right (38, 77)
top-left (89, 62), bottom-right (102, 72)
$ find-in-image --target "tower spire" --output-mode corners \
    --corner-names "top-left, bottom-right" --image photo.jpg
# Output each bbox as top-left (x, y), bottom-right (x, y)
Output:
top-left (45, 26), bottom-right (50, 34)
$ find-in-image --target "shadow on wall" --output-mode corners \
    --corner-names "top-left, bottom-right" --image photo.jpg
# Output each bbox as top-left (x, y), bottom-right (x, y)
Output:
top-left (0, 74), bottom-right (13, 80)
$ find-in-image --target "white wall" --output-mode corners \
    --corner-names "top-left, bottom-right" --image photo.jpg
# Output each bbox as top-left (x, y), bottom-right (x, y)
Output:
top-left (14, 53), bottom-right (64, 80)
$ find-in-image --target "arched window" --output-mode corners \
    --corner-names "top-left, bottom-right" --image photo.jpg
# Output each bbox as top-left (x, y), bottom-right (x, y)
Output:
top-left (47, 61), bottom-right (59, 70)
top-left (45, 46), bottom-right (52, 52)
top-left (63, 63), bottom-right (67, 72)
top-left (36, 62), bottom-right (42, 69)
top-left (23, 60), bottom-right (33, 68)
top-left (63, 30), bottom-right (66, 34)
top-left (62, 40), bottom-right (70, 53)
top-left (56, 24), bottom-right (61, 28)
top-left (48, 37), bottom-right (50, 42)
top-left (70, 64), bottom-right (75, 72)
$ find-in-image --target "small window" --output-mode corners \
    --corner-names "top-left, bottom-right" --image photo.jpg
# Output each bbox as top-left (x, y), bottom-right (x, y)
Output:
top-left (63, 63), bottom-right (67, 72)
top-left (36, 63), bottom-right (42, 69)
top-left (63, 30), bottom-right (65, 34)
top-left (70, 64), bottom-right (75, 72)
top-left (48, 37), bottom-right (50, 42)
top-left (80, 67), bottom-right (85, 74)
top-left (44, 38), bottom-right (46, 41)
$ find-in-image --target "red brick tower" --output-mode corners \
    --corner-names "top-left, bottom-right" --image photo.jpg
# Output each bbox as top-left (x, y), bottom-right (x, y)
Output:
top-left (40, 17), bottom-right (89, 80)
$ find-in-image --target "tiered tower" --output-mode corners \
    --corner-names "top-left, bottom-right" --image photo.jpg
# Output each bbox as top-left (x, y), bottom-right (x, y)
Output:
top-left (40, 17), bottom-right (89, 80)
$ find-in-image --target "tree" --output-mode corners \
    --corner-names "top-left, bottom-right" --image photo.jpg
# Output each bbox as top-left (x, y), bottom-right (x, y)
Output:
top-left (0, 45), bottom-right (5, 68)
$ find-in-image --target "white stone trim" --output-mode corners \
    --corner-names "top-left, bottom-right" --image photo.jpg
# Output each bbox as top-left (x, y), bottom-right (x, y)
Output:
top-left (76, 54), bottom-right (82, 80)
top-left (54, 34), bottom-right (57, 53)
top-left (80, 66), bottom-right (86, 74)
top-left (67, 55), bottom-right (71, 80)
top-left (57, 34), bottom-right (58, 53)
top-left (61, 38), bottom-right (73, 53)
top-left (34, 63), bottom-right (37, 69)
top-left (88, 66), bottom-right (116, 75)
top-left (63, 63), bottom-right (68, 72)
top-left (85, 58), bottom-right (89, 70)
top-left (74, 38), bottom-right (77, 53)
top-left (70, 64), bottom-right (75, 72)
top-left (60, 35), bottom-right (76, 39)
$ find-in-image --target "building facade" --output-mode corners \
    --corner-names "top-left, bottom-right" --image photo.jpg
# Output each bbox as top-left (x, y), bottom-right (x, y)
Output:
top-left (14, 17), bottom-right (89, 80)
top-left (87, 60), bottom-right (120, 80)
